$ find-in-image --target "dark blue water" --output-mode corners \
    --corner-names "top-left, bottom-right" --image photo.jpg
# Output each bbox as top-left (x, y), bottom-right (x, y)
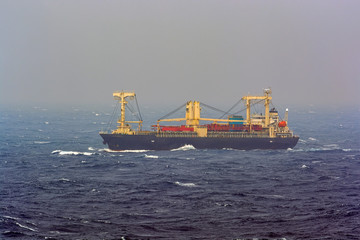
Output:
top-left (1, 105), bottom-right (360, 239)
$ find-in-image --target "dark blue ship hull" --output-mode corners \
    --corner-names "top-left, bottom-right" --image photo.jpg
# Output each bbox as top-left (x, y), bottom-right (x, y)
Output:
top-left (100, 133), bottom-right (299, 150)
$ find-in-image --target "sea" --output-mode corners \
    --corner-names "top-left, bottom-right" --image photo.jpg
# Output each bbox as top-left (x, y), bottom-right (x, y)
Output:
top-left (1, 105), bottom-right (359, 240)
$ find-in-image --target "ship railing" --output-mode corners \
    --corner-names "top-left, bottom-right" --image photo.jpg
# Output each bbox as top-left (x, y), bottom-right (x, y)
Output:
top-left (156, 131), bottom-right (272, 138)
top-left (134, 131), bottom-right (157, 135)
top-left (275, 131), bottom-right (294, 138)
top-left (100, 130), bottom-right (156, 135)
top-left (207, 132), bottom-right (270, 138)
top-left (156, 132), bottom-right (197, 138)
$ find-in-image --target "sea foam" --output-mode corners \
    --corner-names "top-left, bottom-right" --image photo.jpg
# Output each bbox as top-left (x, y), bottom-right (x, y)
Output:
top-left (120, 149), bottom-right (150, 153)
top-left (174, 181), bottom-right (197, 187)
top-left (15, 222), bottom-right (37, 232)
top-left (51, 150), bottom-right (94, 156)
top-left (171, 144), bottom-right (196, 151)
top-left (34, 141), bottom-right (50, 144)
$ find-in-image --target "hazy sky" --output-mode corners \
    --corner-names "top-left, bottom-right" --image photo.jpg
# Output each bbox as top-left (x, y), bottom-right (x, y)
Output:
top-left (1, 0), bottom-right (359, 108)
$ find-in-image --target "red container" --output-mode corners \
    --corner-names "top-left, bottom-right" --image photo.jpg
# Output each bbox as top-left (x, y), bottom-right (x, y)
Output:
top-left (161, 125), bottom-right (194, 132)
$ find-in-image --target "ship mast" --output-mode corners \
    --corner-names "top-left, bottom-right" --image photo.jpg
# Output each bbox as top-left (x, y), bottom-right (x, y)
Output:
top-left (113, 91), bottom-right (142, 134)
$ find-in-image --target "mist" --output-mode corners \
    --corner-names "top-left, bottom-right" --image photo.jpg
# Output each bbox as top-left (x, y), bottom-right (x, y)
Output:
top-left (1, 1), bottom-right (359, 109)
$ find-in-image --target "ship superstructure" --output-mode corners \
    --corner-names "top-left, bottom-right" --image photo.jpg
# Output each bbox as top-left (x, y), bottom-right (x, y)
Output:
top-left (100, 89), bottom-right (299, 150)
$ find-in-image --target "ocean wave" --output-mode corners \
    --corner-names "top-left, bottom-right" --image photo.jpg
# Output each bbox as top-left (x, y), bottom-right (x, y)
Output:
top-left (170, 144), bottom-right (196, 151)
top-left (308, 147), bottom-right (353, 152)
top-left (15, 222), bottom-right (37, 232)
top-left (34, 141), bottom-right (50, 144)
top-left (144, 154), bottom-right (159, 159)
top-left (2, 216), bottom-right (37, 233)
top-left (215, 202), bottom-right (231, 207)
top-left (3, 215), bottom-right (20, 221)
top-left (312, 160), bottom-right (322, 164)
top-left (235, 238), bottom-right (287, 240)
top-left (254, 194), bottom-right (286, 199)
top-left (2, 231), bottom-right (26, 237)
top-left (51, 150), bottom-right (94, 156)
top-left (97, 148), bottom-right (150, 153)
top-left (120, 149), bottom-right (150, 153)
top-left (59, 178), bottom-right (72, 182)
top-left (98, 148), bottom-right (118, 153)
top-left (324, 144), bottom-right (339, 148)
top-left (342, 148), bottom-right (359, 152)
top-left (289, 147), bottom-right (359, 153)
top-left (174, 181), bottom-right (197, 187)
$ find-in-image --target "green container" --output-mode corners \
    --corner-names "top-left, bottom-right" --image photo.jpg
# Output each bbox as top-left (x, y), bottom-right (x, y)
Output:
top-left (229, 115), bottom-right (243, 125)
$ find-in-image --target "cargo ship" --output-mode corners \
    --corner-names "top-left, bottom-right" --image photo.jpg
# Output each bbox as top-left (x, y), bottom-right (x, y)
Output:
top-left (100, 89), bottom-right (299, 150)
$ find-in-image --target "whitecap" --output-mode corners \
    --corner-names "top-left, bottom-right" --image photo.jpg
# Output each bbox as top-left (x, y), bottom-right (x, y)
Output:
top-left (308, 137), bottom-right (317, 141)
top-left (260, 194), bottom-right (285, 199)
top-left (3, 215), bottom-right (19, 220)
top-left (308, 148), bottom-right (328, 152)
top-left (324, 144), bottom-right (339, 148)
top-left (59, 178), bottom-right (71, 182)
top-left (98, 148), bottom-right (117, 152)
top-left (174, 181), bottom-right (197, 187)
top-left (99, 149), bottom-right (150, 153)
top-left (301, 164), bottom-right (308, 168)
top-left (52, 150), bottom-right (94, 156)
top-left (144, 154), bottom-right (159, 159)
top-left (88, 147), bottom-right (95, 151)
top-left (120, 149), bottom-right (150, 153)
top-left (34, 141), bottom-right (50, 144)
top-left (215, 202), bottom-right (231, 207)
top-left (307, 146), bottom-right (344, 152)
top-left (289, 148), bottom-right (304, 152)
top-left (222, 148), bottom-right (234, 150)
top-left (63, 151), bottom-right (93, 156)
top-left (96, 219), bottom-right (112, 224)
top-left (15, 222), bottom-right (37, 232)
top-left (170, 144), bottom-right (196, 151)
top-left (312, 160), bottom-right (322, 164)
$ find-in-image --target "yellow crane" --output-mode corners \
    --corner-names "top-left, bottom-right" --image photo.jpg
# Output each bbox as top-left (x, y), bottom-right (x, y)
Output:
top-left (242, 89), bottom-right (272, 127)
